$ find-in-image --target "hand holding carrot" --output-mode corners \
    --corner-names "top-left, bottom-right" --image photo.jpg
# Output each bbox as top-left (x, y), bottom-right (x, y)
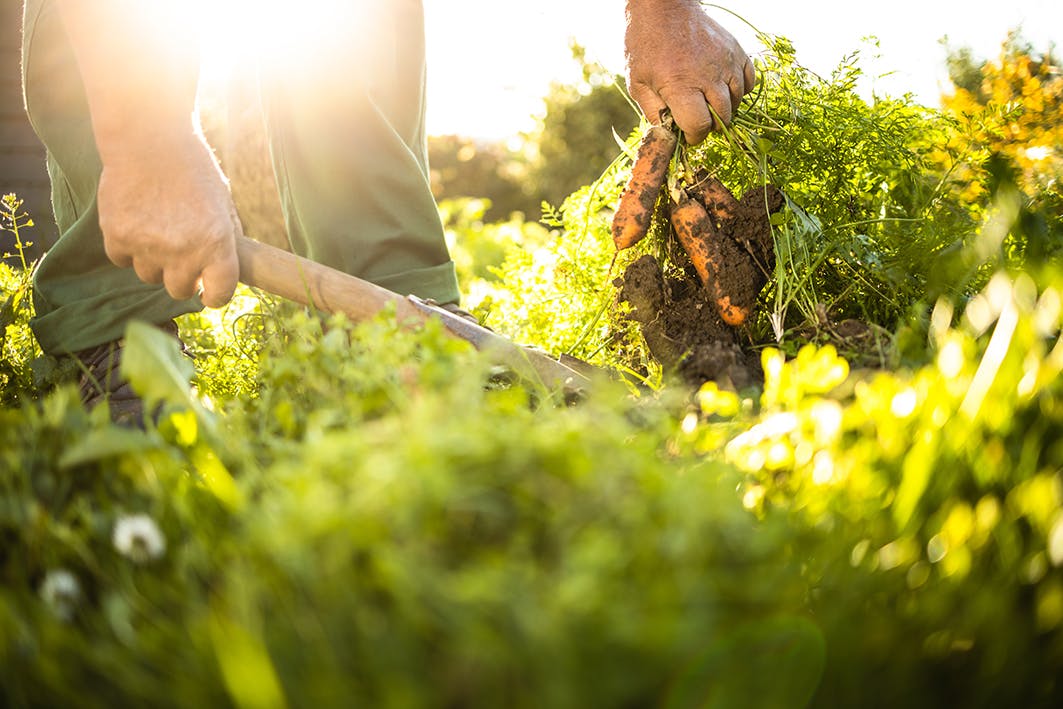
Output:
top-left (624, 0), bottom-right (755, 144)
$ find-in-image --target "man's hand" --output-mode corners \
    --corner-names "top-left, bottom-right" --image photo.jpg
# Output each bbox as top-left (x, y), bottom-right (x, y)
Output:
top-left (98, 135), bottom-right (242, 308)
top-left (57, 0), bottom-right (241, 308)
top-left (625, 0), bottom-right (756, 144)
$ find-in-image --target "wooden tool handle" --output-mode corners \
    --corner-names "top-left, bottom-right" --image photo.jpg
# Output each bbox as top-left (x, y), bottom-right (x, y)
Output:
top-left (236, 235), bottom-right (593, 391)
top-left (236, 236), bottom-right (430, 326)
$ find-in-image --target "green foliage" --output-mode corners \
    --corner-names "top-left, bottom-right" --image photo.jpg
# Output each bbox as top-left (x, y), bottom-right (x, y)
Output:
top-left (686, 37), bottom-right (979, 339)
top-left (427, 136), bottom-right (534, 219)
top-left (523, 44), bottom-right (639, 210)
top-left (688, 268), bottom-right (1063, 706)
top-left (466, 154), bottom-right (641, 371)
top-left (3, 260), bottom-right (1063, 706)
top-left (176, 286), bottom-right (269, 405)
top-left (469, 36), bottom-right (985, 372)
top-left (439, 197), bottom-right (553, 291)
top-left (939, 32), bottom-right (1063, 239)
top-left (0, 195), bottom-right (41, 403)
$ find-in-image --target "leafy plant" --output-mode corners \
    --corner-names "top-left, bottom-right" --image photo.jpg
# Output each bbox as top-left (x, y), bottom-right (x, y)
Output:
top-left (4, 252), bottom-right (1063, 707)
top-left (1, 194), bottom-right (42, 403)
top-left (683, 28), bottom-right (976, 342)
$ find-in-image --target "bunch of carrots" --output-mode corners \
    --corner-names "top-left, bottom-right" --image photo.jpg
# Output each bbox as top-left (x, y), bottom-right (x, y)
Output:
top-left (611, 114), bottom-right (779, 327)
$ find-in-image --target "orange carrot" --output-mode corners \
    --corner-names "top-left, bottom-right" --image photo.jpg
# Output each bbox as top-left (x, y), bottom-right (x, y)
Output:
top-left (669, 189), bottom-right (717, 287)
top-left (669, 189), bottom-right (755, 327)
top-left (691, 171), bottom-right (739, 228)
top-left (612, 124), bottom-right (678, 251)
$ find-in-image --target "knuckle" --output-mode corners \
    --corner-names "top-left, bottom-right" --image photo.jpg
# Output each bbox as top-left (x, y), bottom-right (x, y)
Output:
top-left (628, 82), bottom-right (659, 108)
top-left (681, 116), bottom-right (714, 140)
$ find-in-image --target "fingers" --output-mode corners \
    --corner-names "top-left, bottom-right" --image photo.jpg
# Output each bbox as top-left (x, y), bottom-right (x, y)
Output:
top-left (628, 81), bottom-right (669, 125)
top-left (149, 245), bottom-right (239, 307)
top-left (727, 76), bottom-right (745, 112)
top-left (162, 265), bottom-right (201, 302)
top-left (104, 246), bottom-right (133, 269)
top-left (197, 246), bottom-right (240, 309)
top-left (744, 57), bottom-right (757, 95)
top-left (133, 260), bottom-right (163, 286)
top-left (126, 226), bottom-right (239, 307)
top-left (660, 85), bottom-right (725, 146)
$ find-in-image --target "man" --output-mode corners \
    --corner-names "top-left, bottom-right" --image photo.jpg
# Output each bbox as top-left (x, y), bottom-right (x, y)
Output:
top-left (21, 0), bottom-right (755, 421)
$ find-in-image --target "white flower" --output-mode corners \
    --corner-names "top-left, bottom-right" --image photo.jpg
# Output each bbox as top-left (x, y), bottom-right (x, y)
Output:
top-left (112, 514), bottom-right (167, 563)
top-left (39, 569), bottom-right (81, 622)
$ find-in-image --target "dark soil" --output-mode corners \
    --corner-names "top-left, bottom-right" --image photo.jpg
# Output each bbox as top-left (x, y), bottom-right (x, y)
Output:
top-left (615, 181), bottom-right (785, 390)
top-left (732, 185), bottom-right (785, 280)
top-left (617, 255), bottom-right (757, 390)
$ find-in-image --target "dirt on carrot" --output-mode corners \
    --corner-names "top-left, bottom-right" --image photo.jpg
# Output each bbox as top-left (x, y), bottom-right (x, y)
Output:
top-left (690, 170), bottom-right (739, 228)
top-left (615, 179), bottom-right (784, 388)
top-left (616, 254), bottom-right (758, 389)
top-left (612, 124), bottom-right (678, 251)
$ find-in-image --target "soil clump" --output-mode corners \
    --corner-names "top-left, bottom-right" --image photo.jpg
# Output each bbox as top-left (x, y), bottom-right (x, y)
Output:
top-left (616, 180), bottom-right (784, 389)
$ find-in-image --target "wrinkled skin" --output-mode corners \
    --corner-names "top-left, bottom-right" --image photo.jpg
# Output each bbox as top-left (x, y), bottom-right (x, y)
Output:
top-left (97, 132), bottom-right (243, 308)
top-left (625, 0), bottom-right (756, 144)
top-left (58, 0), bottom-right (241, 308)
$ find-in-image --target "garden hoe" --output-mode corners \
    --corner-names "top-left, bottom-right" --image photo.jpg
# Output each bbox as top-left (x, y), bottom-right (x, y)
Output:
top-left (236, 236), bottom-right (597, 393)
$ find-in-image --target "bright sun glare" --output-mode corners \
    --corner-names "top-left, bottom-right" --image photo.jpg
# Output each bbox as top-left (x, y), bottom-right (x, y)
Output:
top-left (194, 0), bottom-right (617, 140)
top-left (192, 0), bottom-right (1063, 140)
top-left (199, 0), bottom-right (387, 76)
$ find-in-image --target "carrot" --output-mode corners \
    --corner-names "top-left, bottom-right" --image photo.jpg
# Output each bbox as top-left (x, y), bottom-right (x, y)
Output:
top-left (669, 189), bottom-right (717, 288)
top-left (612, 124), bottom-right (678, 251)
top-left (669, 189), bottom-right (757, 327)
top-left (691, 170), bottom-right (740, 229)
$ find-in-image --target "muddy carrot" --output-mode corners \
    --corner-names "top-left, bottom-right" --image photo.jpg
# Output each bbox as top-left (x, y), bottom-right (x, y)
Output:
top-left (691, 171), bottom-right (740, 228)
top-left (612, 124), bottom-right (678, 251)
top-left (669, 189), bottom-right (755, 327)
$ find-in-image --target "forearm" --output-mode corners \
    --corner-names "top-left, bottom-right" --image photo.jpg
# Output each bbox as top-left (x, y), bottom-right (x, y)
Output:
top-left (56, 0), bottom-right (201, 162)
top-left (627, 0), bottom-right (703, 15)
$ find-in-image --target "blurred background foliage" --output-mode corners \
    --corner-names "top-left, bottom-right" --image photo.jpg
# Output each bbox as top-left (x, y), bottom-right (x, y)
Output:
top-left (428, 45), bottom-right (638, 221)
top-left (942, 32), bottom-right (1062, 216)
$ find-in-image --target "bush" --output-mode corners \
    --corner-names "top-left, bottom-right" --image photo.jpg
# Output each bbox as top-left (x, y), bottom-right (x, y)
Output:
top-left (2, 259), bottom-right (1063, 706)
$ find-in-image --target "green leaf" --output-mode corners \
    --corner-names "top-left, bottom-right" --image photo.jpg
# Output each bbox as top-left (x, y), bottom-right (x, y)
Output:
top-left (191, 446), bottom-right (244, 512)
top-left (894, 435), bottom-right (935, 529)
top-left (120, 321), bottom-right (196, 410)
top-left (209, 609), bottom-right (287, 709)
top-left (0, 293), bottom-right (15, 332)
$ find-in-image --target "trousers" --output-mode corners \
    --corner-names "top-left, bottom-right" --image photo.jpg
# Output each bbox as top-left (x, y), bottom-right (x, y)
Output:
top-left (21, 0), bottom-right (459, 354)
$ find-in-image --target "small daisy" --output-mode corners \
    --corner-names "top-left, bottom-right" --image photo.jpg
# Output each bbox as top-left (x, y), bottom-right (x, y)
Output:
top-left (112, 514), bottom-right (167, 564)
top-left (39, 569), bottom-right (81, 622)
